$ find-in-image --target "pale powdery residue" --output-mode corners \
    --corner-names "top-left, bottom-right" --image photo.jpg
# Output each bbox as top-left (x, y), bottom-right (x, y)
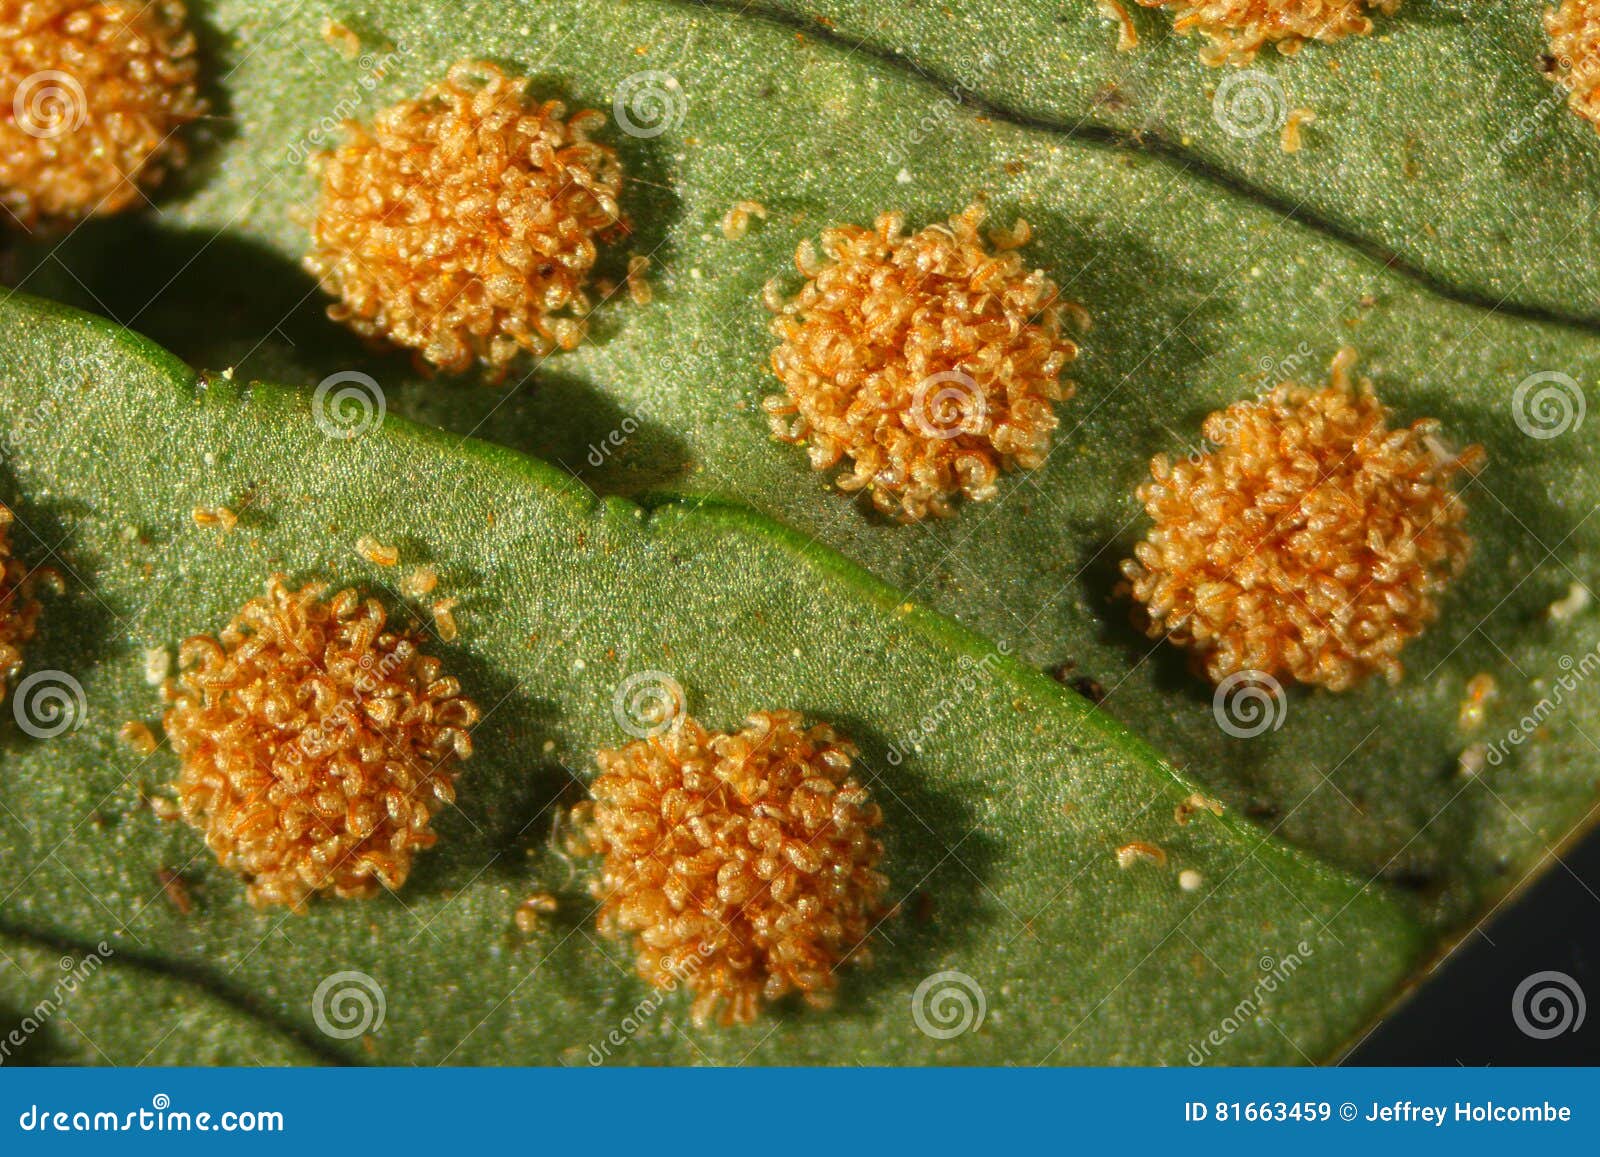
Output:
top-left (1280, 107), bottom-right (1315, 153)
top-left (720, 200), bottom-right (768, 240)
top-left (144, 646), bottom-right (171, 686)
top-left (1548, 581), bottom-right (1592, 622)
top-left (321, 18), bottom-right (361, 60)
top-left (355, 535), bottom-right (398, 566)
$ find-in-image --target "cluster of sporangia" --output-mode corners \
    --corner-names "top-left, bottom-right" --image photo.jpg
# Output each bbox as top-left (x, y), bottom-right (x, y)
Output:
top-left (158, 573), bottom-right (888, 1022)
top-left (5, 0), bottom-right (1542, 1025)
top-left (571, 712), bottom-right (888, 1026)
top-left (161, 577), bottom-right (482, 910)
top-left (766, 204), bottom-right (1079, 522)
top-left (1122, 349), bottom-right (1483, 691)
top-left (0, 0), bottom-right (202, 228)
top-left (1547, 0), bottom-right (1600, 132)
top-left (304, 61), bottom-right (624, 379)
top-left (1134, 0), bottom-right (1401, 64)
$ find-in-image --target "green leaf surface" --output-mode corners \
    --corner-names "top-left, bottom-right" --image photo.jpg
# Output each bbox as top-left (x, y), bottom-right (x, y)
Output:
top-left (0, 932), bottom-right (321, 1066)
top-left (0, 293), bottom-right (1420, 1065)
top-left (3, 0), bottom-right (1599, 1065)
top-left (745, 0), bottom-right (1600, 323)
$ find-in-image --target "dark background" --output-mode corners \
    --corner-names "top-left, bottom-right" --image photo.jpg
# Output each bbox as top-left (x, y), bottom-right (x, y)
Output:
top-left (1349, 827), bottom-right (1600, 1064)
